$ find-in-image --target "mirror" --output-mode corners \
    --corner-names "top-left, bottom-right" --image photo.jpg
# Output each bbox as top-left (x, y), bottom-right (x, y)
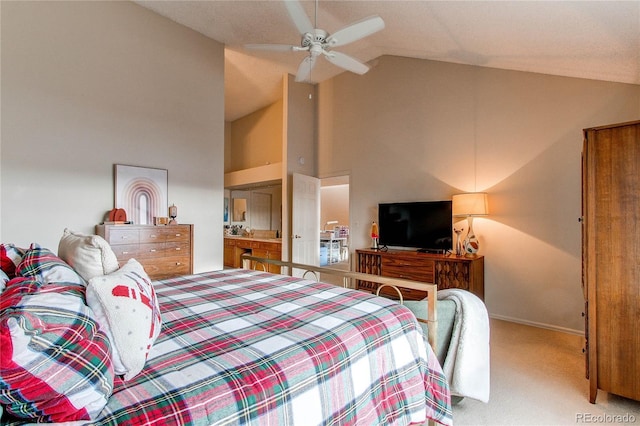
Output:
top-left (227, 185), bottom-right (282, 231)
top-left (232, 198), bottom-right (247, 222)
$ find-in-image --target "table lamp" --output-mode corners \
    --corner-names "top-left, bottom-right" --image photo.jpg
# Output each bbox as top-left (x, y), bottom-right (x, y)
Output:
top-left (452, 193), bottom-right (488, 256)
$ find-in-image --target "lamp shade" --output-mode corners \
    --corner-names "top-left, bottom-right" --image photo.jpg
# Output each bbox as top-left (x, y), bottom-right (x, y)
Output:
top-left (452, 193), bottom-right (489, 217)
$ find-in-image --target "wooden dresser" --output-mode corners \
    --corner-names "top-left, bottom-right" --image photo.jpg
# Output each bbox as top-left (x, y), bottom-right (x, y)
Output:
top-left (356, 248), bottom-right (484, 300)
top-left (96, 224), bottom-right (193, 280)
top-left (582, 120), bottom-right (640, 403)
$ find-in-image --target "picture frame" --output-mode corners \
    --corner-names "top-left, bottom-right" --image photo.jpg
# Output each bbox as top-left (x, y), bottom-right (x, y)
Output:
top-left (114, 164), bottom-right (168, 225)
top-left (224, 197), bottom-right (229, 223)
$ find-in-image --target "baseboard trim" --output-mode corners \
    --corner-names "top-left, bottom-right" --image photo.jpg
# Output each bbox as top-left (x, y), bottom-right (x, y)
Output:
top-left (489, 314), bottom-right (584, 336)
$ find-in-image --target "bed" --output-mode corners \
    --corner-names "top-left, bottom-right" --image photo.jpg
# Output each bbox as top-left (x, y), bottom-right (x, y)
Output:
top-left (0, 242), bottom-right (453, 426)
top-left (246, 255), bottom-right (491, 405)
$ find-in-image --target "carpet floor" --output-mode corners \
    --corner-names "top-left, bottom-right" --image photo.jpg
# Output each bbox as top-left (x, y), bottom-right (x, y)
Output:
top-left (452, 319), bottom-right (640, 425)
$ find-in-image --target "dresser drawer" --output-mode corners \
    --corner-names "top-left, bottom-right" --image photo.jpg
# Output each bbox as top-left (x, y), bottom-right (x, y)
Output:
top-left (139, 228), bottom-right (165, 243)
top-left (166, 241), bottom-right (190, 253)
top-left (143, 257), bottom-right (191, 280)
top-left (382, 268), bottom-right (435, 283)
top-left (376, 285), bottom-right (428, 301)
top-left (107, 228), bottom-right (139, 245)
top-left (382, 258), bottom-right (435, 282)
top-left (236, 240), bottom-right (262, 249)
top-left (164, 227), bottom-right (190, 242)
top-left (382, 256), bottom-right (435, 269)
top-left (259, 242), bottom-right (281, 252)
top-left (111, 244), bottom-right (140, 260)
top-left (137, 242), bottom-right (166, 258)
top-left (138, 226), bottom-right (190, 243)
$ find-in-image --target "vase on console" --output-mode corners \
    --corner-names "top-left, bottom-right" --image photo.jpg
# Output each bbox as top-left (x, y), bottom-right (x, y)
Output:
top-left (454, 227), bottom-right (464, 256)
top-left (462, 216), bottom-right (480, 256)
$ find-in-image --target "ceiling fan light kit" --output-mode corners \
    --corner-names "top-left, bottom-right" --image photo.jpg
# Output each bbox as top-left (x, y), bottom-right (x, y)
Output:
top-left (246, 0), bottom-right (385, 83)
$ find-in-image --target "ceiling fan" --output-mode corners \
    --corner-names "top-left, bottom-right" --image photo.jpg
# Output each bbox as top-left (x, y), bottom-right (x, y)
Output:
top-left (245, 0), bottom-right (385, 82)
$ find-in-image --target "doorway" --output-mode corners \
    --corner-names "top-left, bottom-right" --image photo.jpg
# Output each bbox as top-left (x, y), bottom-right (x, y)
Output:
top-left (320, 175), bottom-right (350, 276)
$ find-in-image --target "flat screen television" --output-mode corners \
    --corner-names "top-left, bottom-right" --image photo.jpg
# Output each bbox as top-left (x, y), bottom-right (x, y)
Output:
top-left (378, 200), bottom-right (452, 253)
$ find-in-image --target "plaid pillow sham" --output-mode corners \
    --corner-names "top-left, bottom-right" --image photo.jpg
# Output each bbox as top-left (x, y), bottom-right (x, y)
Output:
top-left (0, 244), bottom-right (27, 279)
top-left (0, 247), bottom-right (114, 422)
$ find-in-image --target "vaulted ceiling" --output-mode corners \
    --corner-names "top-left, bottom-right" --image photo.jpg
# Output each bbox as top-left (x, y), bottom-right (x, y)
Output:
top-left (136, 1), bottom-right (640, 121)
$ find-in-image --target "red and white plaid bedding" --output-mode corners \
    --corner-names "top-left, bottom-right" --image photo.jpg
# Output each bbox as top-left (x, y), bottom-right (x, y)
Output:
top-left (10, 269), bottom-right (452, 425)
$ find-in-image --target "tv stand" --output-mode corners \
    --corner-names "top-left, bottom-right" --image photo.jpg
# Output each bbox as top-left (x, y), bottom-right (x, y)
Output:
top-left (355, 248), bottom-right (484, 301)
top-left (416, 248), bottom-right (446, 254)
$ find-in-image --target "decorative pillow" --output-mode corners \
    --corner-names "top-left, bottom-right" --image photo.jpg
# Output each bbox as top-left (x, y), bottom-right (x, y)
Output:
top-left (86, 259), bottom-right (162, 380)
top-left (57, 228), bottom-right (119, 282)
top-left (17, 245), bottom-right (86, 286)
top-left (0, 250), bottom-right (114, 422)
top-left (0, 244), bottom-right (26, 278)
top-left (0, 277), bottom-right (41, 312)
top-left (0, 270), bottom-right (8, 293)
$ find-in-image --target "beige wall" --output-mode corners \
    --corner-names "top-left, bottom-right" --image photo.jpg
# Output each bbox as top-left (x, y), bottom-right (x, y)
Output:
top-left (318, 55), bottom-right (640, 333)
top-left (227, 100), bottom-right (283, 172)
top-left (321, 185), bottom-right (349, 227)
top-left (1, 1), bottom-right (225, 272)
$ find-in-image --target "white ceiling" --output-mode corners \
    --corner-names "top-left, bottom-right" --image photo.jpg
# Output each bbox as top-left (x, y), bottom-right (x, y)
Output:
top-left (136, 1), bottom-right (640, 121)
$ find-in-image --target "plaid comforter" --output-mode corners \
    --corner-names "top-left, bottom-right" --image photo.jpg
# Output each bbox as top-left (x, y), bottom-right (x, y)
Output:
top-left (21, 269), bottom-right (452, 425)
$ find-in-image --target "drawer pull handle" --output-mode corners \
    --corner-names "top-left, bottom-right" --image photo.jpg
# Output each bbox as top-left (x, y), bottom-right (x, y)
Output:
top-left (175, 233), bottom-right (181, 237)
top-left (176, 262), bottom-right (182, 266)
top-left (122, 251), bottom-right (129, 255)
top-left (175, 247), bottom-right (181, 251)
top-left (150, 249), bottom-right (157, 253)
top-left (150, 235), bottom-right (158, 239)
top-left (121, 236), bottom-right (129, 240)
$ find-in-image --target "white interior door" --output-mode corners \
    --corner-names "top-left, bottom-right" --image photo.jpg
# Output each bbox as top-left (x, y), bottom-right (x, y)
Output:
top-left (292, 173), bottom-right (320, 276)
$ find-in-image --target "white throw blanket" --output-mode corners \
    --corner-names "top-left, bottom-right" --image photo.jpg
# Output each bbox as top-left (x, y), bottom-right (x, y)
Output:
top-left (438, 288), bottom-right (491, 403)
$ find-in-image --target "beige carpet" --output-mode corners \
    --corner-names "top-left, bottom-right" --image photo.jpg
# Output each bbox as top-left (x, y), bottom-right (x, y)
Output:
top-left (452, 319), bottom-right (640, 425)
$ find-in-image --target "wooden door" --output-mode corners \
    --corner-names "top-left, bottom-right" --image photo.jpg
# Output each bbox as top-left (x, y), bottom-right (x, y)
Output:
top-left (584, 120), bottom-right (640, 403)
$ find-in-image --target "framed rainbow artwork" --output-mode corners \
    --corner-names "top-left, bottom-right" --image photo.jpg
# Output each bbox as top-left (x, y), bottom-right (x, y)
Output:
top-left (114, 164), bottom-right (168, 225)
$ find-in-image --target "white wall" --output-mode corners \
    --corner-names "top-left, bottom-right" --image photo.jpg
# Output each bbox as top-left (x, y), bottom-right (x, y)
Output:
top-left (1, 1), bottom-right (225, 272)
top-left (318, 55), bottom-right (640, 333)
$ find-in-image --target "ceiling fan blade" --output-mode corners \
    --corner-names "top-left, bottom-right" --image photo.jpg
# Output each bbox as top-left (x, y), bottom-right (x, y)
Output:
top-left (245, 43), bottom-right (297, 52)
top-left (284, 0), bottom-right (314, 36)
top-left (326, 16), bottom-right (385, 47)
top-left (324, 51), bottom-right (369, 75)
top-left (295, 55), bottom-right (317, 82)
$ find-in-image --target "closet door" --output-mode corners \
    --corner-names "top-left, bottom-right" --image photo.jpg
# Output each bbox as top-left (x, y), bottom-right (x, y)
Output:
top-left (584, 120), bottom-right (640, 403)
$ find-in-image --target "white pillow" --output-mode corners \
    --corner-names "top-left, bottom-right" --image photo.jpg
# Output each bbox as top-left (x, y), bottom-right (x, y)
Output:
top-left (58, 228), bottom-right (119, 282)
top-left (86, 259), bottom-right (162, 380)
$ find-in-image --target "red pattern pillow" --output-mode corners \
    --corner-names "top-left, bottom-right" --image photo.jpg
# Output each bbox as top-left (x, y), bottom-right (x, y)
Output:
top-left (0, 244), bottom-right (26, 279)
top-left (0, 270), bottom-right (9, 293)
top-left (0, 247), bottom-right (114, 422)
